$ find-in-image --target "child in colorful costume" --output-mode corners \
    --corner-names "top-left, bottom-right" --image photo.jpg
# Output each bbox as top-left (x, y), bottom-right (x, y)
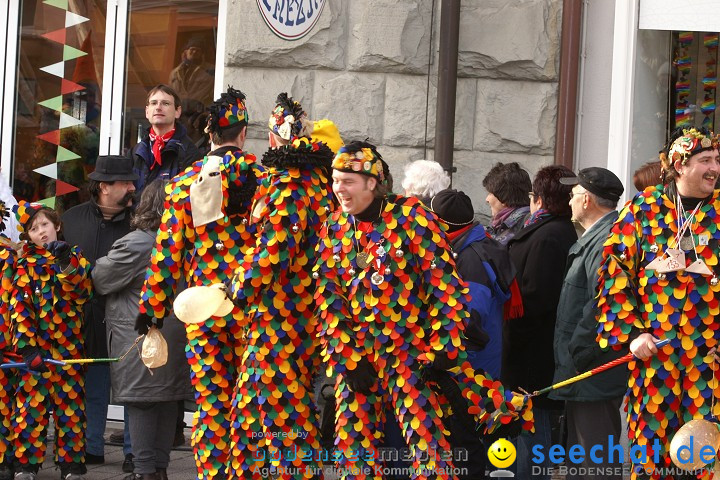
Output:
top-left (10, 201), bottom-right (92, 480)
top-left (0, 199), bottom-right (17, 480)
top-left (225, 93), bottom-right (339, 479)
top-left (596, 128), bottom-right (720, 479)
top-left (315, 141), bottom-right (533, 480)
top-left (135, 87), bottom-right (261, 480)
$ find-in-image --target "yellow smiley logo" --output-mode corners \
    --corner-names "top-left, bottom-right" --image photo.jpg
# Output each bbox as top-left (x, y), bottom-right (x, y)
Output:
top-left (487, 438), bottom-right (517, 469)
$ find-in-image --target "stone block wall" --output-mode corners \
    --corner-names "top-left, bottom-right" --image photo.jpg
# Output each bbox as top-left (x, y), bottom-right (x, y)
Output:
top-left (225, 0), bottom-right (563, 219)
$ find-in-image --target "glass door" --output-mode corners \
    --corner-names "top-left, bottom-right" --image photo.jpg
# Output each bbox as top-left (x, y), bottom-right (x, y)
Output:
top-left (1, 0), bottom-right (224, 212)
top-left (7, 0), bottom-right (108, 212)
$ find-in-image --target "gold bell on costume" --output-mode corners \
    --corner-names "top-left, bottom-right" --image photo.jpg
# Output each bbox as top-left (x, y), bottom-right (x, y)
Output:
top-left (669, 419), bottom-right (720, 471)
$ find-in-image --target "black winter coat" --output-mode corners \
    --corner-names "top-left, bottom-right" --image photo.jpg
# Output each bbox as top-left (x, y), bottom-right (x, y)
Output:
top-left (62, 200), bottom-right (132, 358)
top-left (128, 122), bottom-right (201, 194)
top-left (504, 215), bottom-right (577, 409)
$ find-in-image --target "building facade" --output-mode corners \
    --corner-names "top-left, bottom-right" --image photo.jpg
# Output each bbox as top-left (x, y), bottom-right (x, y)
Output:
top-left (0, 0), bottom-right (718, 218)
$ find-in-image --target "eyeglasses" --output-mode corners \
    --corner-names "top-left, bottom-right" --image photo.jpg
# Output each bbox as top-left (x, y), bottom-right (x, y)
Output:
top-left (148, 100), bottom-right (174, 108)
top-left (569, 191), bottom-right (587, 199)
top-left (528, 192), bottom-right (536, 198)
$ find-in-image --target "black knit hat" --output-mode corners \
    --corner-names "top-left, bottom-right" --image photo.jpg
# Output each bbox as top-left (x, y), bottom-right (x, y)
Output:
top-left (430, 189), bottom-right (475, 232)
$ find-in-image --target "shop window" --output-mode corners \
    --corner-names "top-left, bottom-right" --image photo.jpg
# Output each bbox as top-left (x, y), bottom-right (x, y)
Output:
top-left (630, 29), bottom-right (719, 193)
top-left (670, 31), bottom-right (719, 132)
top-left (11, 0), bottom-right (107, 212)
top-left (122, 1), bottom-right (218, 156)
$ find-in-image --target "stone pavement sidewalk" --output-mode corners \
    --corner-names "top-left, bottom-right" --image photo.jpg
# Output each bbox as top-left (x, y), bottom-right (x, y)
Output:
top-left (34, 429), bottom-right (197, 480)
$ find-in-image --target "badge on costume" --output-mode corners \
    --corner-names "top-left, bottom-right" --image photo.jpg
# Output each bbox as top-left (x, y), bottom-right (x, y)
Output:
top-left (699, 232), bottom-right (710, 246)
top-left (190, 155), bottom-right (224, 227)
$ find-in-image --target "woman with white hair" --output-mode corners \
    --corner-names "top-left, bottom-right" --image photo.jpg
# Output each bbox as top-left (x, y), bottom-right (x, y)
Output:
top-left (401, 159), bottom-right (450, 204)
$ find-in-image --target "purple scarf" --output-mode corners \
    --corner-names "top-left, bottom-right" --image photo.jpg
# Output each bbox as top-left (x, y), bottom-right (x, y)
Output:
top-left (491, 206), bottom-right (517, 229)
top-left (523, 208), bottom-right (552, 228)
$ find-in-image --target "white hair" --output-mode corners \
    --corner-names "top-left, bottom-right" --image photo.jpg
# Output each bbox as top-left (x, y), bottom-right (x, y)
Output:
top-left (401, 160), bottom-right (451, 200)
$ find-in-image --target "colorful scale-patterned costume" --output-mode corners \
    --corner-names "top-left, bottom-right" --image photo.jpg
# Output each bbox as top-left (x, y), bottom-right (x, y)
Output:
top-left (314, 194), bottom-right (533, 480)
top-left (10, 243), bottom-right (91, 470)
top-left (597, 185), bottom-right (720, 479)
top-left (0, 232), bottom-right (17, 470)
top-left (138, 148), bottom-right (261, 479)
top-left (226, 138), bottom-right (335, 479)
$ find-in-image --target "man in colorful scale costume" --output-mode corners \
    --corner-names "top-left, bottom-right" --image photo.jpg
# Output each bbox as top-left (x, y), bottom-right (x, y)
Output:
top-left (314, 141), bottom-right (533, 480)
top-left (596, 128), bottom-right (720, 479)
top-left (136, 87), bottom-right (262, 480)
top-left (225, 93), bottom-right (340, 479)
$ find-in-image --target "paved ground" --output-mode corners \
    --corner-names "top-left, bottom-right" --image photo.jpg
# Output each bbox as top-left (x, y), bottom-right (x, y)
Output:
top-left (34, 426), bottom-right (197, 480)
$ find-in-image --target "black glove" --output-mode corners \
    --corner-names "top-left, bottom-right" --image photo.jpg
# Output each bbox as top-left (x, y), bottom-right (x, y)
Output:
top-left (344, 357), bottom-right (376, 395)
top-left (431, 350), bottom-right (457, 371)
top-left (135, 311), bottom-right (162, 335)
top-left (464, 320), bottom-right (490, 350)
top-left (22, 348), bottom-right (48, 373)
top-left (46, 241), bottom-right (72, 269)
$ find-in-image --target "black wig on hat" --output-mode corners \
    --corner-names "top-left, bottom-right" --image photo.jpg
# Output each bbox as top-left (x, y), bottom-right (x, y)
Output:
top-left (262, 138), bottom-right (334, 173)
top-left (207, 86), bottom-right (248, 134)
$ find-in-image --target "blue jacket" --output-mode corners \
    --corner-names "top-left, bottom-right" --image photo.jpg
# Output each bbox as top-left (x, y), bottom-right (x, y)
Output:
top-left (452, 223), bottom-right (511, 378)
top-left (128, 122), bottom-right (201, 195)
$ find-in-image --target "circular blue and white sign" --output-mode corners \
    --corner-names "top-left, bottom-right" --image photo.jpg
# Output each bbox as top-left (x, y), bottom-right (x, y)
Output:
top-left (257, 0), bottom-right (327, 41)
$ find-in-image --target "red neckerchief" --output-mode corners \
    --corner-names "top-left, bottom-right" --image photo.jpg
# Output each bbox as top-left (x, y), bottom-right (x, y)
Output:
top-left (446, 224), bottom-right (473, 242)
top-left (148, 128), bottom-right (175, 169)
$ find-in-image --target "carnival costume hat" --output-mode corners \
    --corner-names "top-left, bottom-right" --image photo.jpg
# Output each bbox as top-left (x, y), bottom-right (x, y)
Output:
top-left (268, 92), bottom-right (313, 141)
top-left (331, 140), bottom-right (389, 183)
top-left (206, 86), bottom-right (249, 134)
top-left (659, 127), bottom-right (720, 181)
top-left (310, 118), bottom-right (344, 154)
top-left (262, 136), bottom-right (334, 171)
top-left (13, 200), bottom-right (52, 234)
top-left (559, 167), bottom-right (624, 203)
top-left (88, 155), bottom-right (139, 182)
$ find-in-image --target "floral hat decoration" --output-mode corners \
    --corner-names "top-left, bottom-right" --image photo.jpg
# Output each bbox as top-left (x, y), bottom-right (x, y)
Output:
top-left (660, 127), bottom-right (720, 173)
top-left (331, 141), bottom-right (386, 182)
top-left (268, 92), bottom-right (310, 141)
top-left (205, 86), bottom-right (249, 134)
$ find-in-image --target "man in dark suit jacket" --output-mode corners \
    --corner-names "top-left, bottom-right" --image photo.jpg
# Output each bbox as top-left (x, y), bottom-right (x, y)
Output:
top-left (62, 156), bottom-right (136, 466)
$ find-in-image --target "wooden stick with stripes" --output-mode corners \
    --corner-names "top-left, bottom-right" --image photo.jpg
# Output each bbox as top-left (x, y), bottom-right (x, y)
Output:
top-left (1, 335), bottom-right (144, 370)
top-left (531, 338), bottom-right (670, 397)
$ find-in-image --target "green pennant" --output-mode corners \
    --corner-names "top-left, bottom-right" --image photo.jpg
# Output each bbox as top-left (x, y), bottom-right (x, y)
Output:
top-left (43, 0), bottom-right (68, 9)
top-left (63, 45), bottom-right (87, 61)
top-left (38, 197), bottom-right (56, 209)
top-left (38, 95), bottom-right (64, 112)
top-left (57, 146), bottom-right (80, 162)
